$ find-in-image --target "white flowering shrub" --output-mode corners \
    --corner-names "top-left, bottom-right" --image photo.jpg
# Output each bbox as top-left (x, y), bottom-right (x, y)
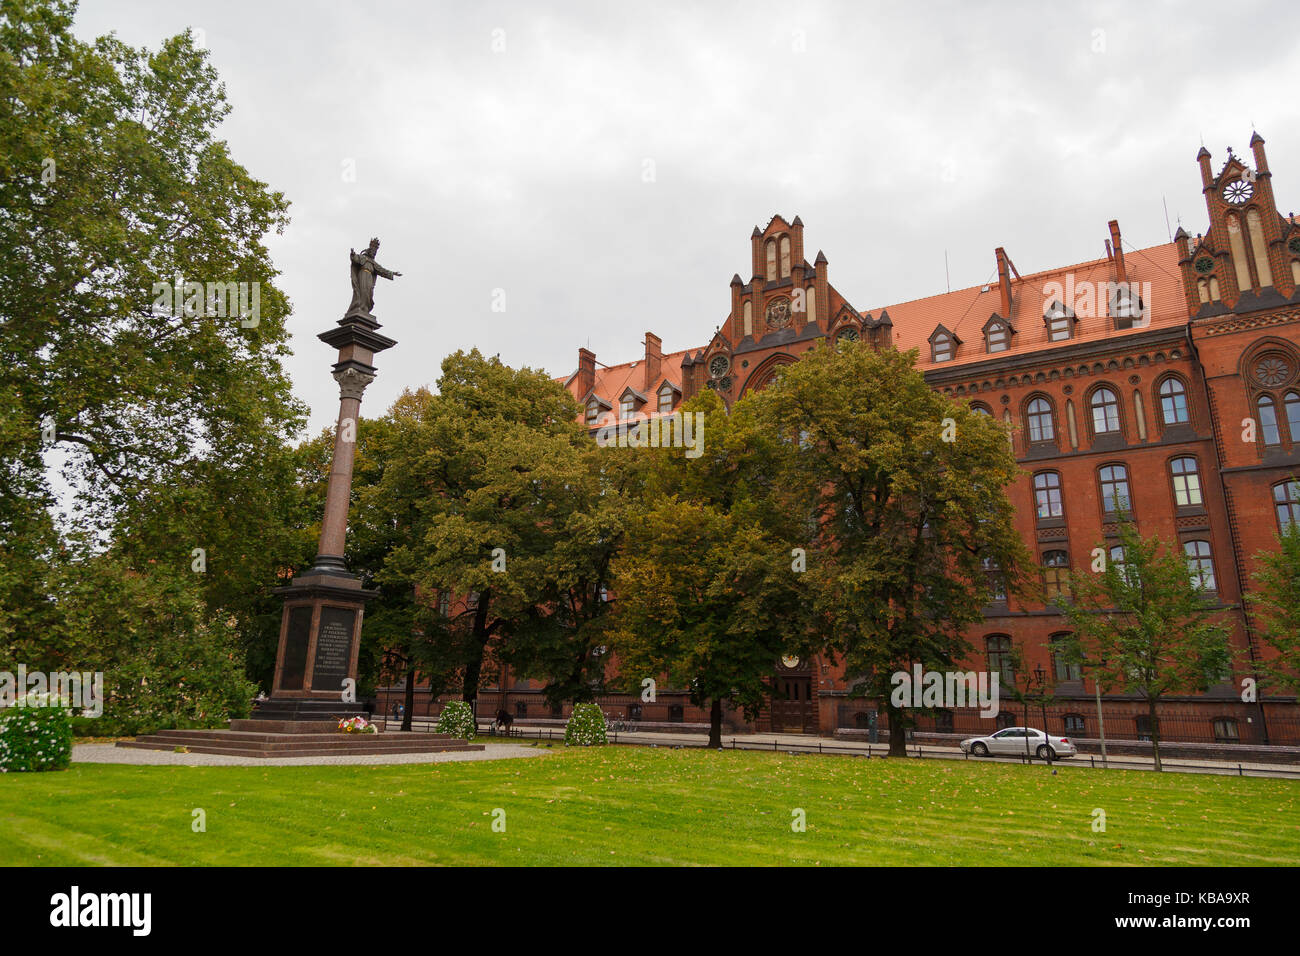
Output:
top-left (564, 703), bottom-right (608, 747)
top-left (0, 693), bottom-right (75, 772)
top-left (435, 700), bottom-right (475, 740)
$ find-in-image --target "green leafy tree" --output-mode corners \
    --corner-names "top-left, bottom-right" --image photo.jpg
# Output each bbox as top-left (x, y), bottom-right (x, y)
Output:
top-left (747, 342), bottom-right (1028, 756)
top-left (0, 1), bottom-right (305, 710)
top-left (1061, 515), bottom-right (1232, 771)
top-left (375, 351), bottom-right (591, 713)
top-left (1250, 520), bottom-right (1300, 694)
top-left (611, 390), bottom-right (810, 748)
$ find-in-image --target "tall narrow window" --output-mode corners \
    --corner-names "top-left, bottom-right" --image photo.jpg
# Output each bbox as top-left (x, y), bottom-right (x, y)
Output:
top-left (1286, 392), bottom-right (1300, 443)
top-left (620, 396), bottom-right (636, 420)
top-left (1169, 456), bottom-right (1203, 508)
top-left (779, 235), bottom-right (791, 278)
top-left (765, 239), bottom-right (777, 281)
top-left (1090, 386), bottom-right (1121, 434)
top-left (1051, 633), bottom-right (1082, 681)
top-left (1033, 471), bottom-right (1064, 519)
top-left (585, 399), bottom-right (600, 425)
top-left (1159, 377), bottom-right (1190, 425)
top-left (1042, 551), bottom-right (1070, 602)
top-left (1275, 480), bottom-right (1300, 531)
top-left (1184, 539), bottom-right (1217, 591)
top-left (1026, 397), bottom-right (1055, 443)
top-left (1259, 395), bottom-right (1281, 445)
top-left (986, 635), bottom-right (1015, 686)
top-left (982, 557), bottom-right (1007, 603)
top-left (1099, 464), bottom-right (1131, 517)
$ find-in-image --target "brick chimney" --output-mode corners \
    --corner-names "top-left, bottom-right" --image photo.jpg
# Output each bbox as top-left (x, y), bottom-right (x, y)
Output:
top-left (577, 347), bottom-right (595, 398)
top-left (1108, 220), bottom-right (1127, 284)
top-left (643, 332), bottom-right (662, 392)
top-left (995, 247), bottom-right (1013, 318)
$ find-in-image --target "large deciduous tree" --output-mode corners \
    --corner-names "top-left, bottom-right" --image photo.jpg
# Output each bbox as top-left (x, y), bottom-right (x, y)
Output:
top-left (747, 342), bottom-right (1028, 756)
top-left (1250, 520), bottom-right (1300, 695)
top-left (611, 390), bottom-right (810, 748)
top-left (0, 0), bottom-right (305, 723)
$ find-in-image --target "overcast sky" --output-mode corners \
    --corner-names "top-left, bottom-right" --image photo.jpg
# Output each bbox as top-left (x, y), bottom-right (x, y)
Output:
top-left (75, 0), bottom-right (1300, 435)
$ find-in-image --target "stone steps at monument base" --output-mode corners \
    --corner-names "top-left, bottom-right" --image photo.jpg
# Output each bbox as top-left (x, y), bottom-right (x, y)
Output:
top-left (116, 729), bottom-right (485, 757)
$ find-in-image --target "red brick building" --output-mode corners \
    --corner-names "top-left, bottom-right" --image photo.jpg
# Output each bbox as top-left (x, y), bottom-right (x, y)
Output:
top-left (389, 134), bottom-right (1300, 749)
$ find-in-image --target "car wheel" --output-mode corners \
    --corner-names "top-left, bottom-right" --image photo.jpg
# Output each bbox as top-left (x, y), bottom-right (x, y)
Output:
top-left (1037, 745), bottom-right (1056, 760)
top-left (971, 742), bottom-right (988, 757)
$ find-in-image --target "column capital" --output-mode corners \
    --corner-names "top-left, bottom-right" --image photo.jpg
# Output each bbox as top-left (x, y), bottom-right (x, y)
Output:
top-left (333, 366), bottom-right (376, 401)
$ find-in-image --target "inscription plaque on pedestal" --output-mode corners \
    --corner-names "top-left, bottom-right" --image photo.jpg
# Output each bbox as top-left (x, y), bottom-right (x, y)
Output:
top-left (312, 605), bottom-right (357, 693)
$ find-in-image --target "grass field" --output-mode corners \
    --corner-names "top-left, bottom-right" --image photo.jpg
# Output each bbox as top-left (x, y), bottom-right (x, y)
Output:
top-left (2, 745), bottom-right (1298, 866)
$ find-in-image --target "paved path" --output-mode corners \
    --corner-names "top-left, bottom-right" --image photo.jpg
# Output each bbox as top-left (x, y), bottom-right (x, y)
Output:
top-left (72, 742), bottom-right (552, 768)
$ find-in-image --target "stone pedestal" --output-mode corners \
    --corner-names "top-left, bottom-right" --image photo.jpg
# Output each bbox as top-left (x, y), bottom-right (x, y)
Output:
top-left (269, 569), bottom-right (375, 704)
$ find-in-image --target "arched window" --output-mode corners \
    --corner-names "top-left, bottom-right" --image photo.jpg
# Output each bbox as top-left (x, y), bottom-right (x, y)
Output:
top-left (932, 332), bottom-right (954, 363)
top-left (658, 384), bottom-right (674, 415)
top-left (971, 402), bottom-right (993, 416)
top-left (1258, 394), bottom-right (1281, 445)
top-left (986, 635), bottom-right (1015, 685)
top-left (1033, 471), bottom-right (1064, 519)
top-left (1090, 386), bottom-right (1121, 434)
top-left (1286, 392), bottom-right (1300, 443)
top-left (1159, 377), bottom-right (1190, 425)
top-left (1274, 480), bottom-right (1300, 531)
top-left (1042, 551), bottom-right (1070, 602)
top-left (1098, 464), bottom-right (1131, 517)
top-left (1050, 632), bottom-right (1081, 681)
top-left (1026, 397), bottom-right (1055, 443)
top-left (779, 235), bottom-right (791, 278)
top-left (986, 320), bottom-right (1010, 353)
top-left (765, 239), bottom-right (777, 281)
top-left (1184, 539), bottom-right (1216, 591)
top-left (1169, 456), bottom-right (1202, 508)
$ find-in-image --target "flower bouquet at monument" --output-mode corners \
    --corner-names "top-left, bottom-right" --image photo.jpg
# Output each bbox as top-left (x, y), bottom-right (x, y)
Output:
top-left (337, 716), bottom-right (376, 734)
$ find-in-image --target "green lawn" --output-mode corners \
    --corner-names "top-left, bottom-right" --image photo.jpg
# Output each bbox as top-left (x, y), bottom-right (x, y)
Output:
top-left (2, 746), bottom-right (1297, 866)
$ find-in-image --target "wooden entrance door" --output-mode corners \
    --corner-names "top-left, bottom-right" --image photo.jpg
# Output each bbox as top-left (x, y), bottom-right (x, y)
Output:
top-left (771, 673), bottom-right (815, 734)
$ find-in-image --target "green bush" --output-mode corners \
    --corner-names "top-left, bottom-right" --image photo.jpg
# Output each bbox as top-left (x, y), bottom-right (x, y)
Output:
top-left (0, 693), bottom-right (75, 772)
top-left (436, 700), bottom-right (476, 740)
top-left (565, 702), bottom-right (608, 746)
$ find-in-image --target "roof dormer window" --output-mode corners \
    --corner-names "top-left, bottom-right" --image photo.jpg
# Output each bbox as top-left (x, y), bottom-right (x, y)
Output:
top-left (1044, 301), bottom-right (1074, 342)
top-left (658, 383), bottom-right (674, 414)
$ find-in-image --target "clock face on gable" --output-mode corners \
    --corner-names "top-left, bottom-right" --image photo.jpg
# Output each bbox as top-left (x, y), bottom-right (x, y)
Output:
top-left (708, 354), bottom-right (730, 379)
top-left (765, 298), bottom-right (792, 330)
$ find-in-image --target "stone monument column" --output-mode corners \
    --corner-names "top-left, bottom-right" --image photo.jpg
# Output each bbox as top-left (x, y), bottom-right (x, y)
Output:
top-left (258, 240), bottom-right (399, 720)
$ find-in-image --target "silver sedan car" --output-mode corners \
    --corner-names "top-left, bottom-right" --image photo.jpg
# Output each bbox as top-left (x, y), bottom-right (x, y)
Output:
top-left (960, 726), bottom-right (1077, 760)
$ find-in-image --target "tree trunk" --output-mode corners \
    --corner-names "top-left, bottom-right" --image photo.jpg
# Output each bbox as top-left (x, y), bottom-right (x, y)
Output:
top-left (401, 659), bottom-right (415, 732)
top-left (708, 698), bottom-right (723, 749)
top-left (461, 595), bottom-right (493, 720)
top-left (886, 701), bottom-right (908, 757)
top-left (1148, 696), bottom-right (1162, 772)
